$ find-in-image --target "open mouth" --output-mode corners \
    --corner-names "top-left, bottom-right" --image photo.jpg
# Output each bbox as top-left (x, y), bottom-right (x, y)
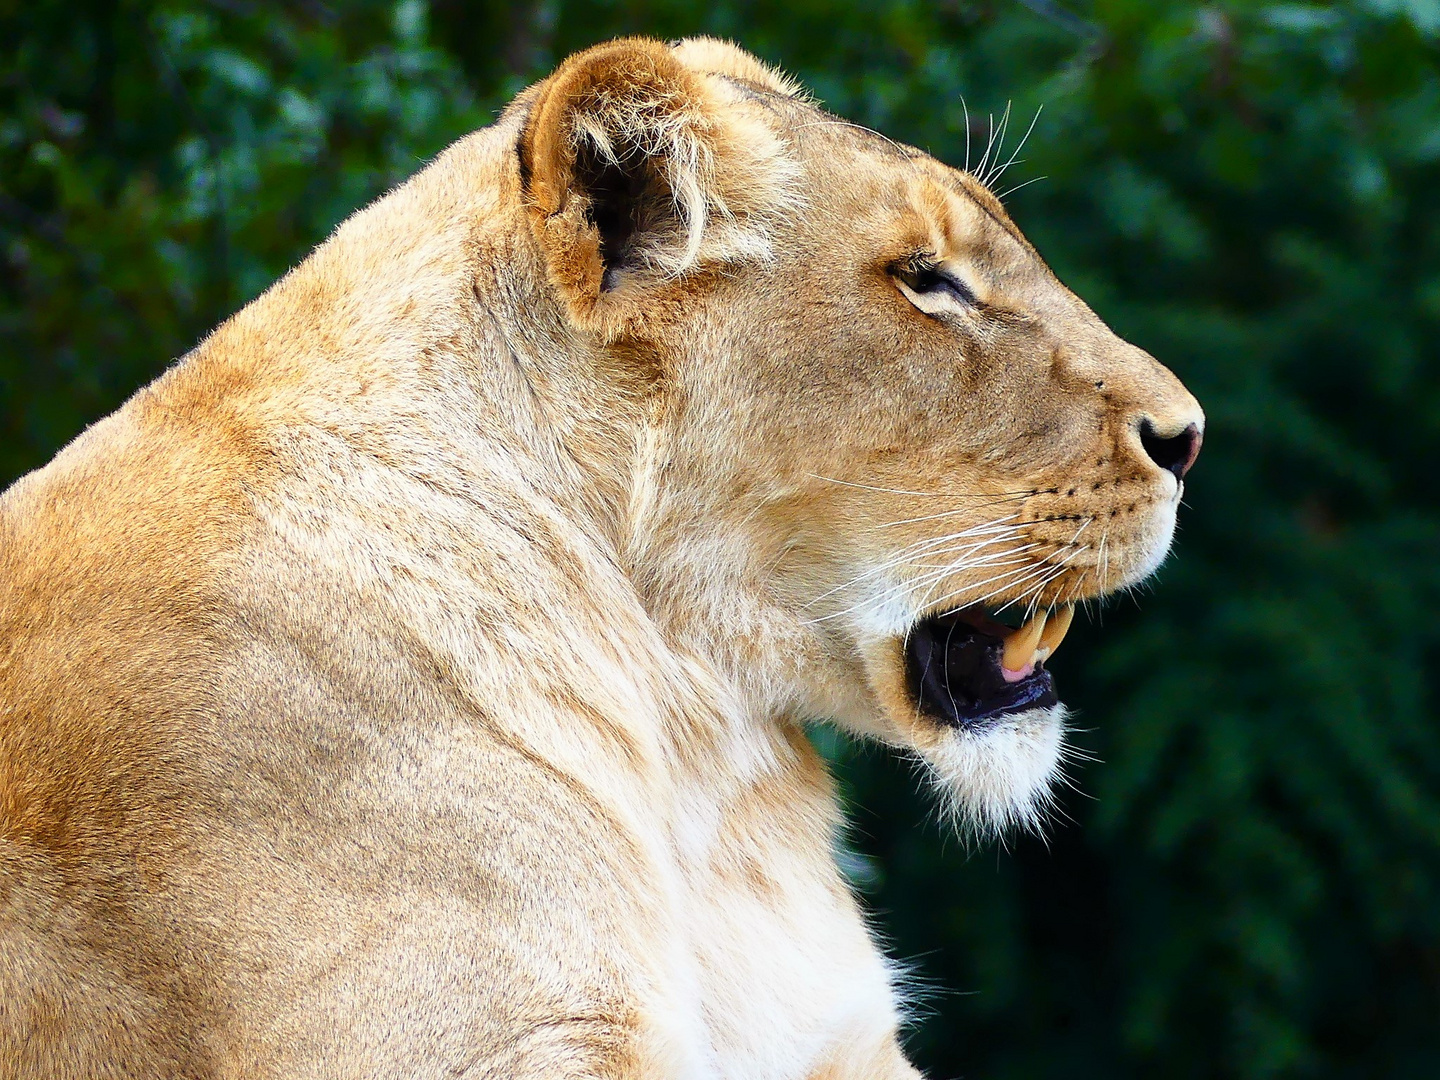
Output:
top-left (905, 604), bottom-right (1075, 728)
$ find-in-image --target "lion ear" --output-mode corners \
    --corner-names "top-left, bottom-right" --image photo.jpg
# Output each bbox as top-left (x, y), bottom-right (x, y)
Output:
top-left (520, 37), bottom-right (797, 328)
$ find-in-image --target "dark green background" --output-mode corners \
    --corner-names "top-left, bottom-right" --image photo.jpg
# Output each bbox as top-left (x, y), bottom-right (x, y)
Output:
top-left (4, 1), bottom-right (1439, 1075)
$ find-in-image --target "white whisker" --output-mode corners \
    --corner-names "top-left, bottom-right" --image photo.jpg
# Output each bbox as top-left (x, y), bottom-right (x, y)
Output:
top-left (974, 109), bottom-right (997, 180)
top-left (952, 545), bottom-right (1087, 615)
top-left (899, 545), bottom-right (1043, 603)
top-left (909, 553), bottom-right (1039, 614)
top-left (962, 96), bottom-right (972, 173)
top-left (811, 535), bottom-right (1034, 622)
top-left (808, 474), bottom-right (1034, 499)
top-left (996, 175), bottom-right (1048, 201)
top-left (919, 555), bottom-right (1060, 617)
top-left (996, 542), bottom-right (1091, 618)
top-left (984, 103), bottom-right (1043, 189)
top-left (980, 101), bottom-right (1013, 185)
top-left (873, 494), bottom-right (1036, 528)
top-left (802, 520), bottom-right (1027, 617)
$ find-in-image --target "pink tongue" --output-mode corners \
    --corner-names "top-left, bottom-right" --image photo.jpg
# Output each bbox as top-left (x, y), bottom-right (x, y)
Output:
top-left (1002, 660), bottom-right (1035, 684)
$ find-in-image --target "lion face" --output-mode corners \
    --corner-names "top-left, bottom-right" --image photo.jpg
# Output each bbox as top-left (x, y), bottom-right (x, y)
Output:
top-left (520, 39), bottom-right (1203, 834)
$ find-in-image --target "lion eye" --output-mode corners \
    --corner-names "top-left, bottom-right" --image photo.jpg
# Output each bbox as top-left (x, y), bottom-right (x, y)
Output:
top-left (893, 259), bottom-right (978, 314)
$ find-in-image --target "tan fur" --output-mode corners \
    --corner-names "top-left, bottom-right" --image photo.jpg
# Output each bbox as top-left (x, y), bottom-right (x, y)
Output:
top-left (0, 39), bottom-right (1202, 1078)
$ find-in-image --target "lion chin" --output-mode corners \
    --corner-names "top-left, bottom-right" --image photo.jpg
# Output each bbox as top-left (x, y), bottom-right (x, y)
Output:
top-left (922, 705), bottom-right (1068, 838)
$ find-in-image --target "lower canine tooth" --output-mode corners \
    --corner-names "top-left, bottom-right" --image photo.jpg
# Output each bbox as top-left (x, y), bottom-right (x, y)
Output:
top-left (1003, 609), bottom-right (1047, 673)
top-left (1034, 604), bottom-right (1076, 663)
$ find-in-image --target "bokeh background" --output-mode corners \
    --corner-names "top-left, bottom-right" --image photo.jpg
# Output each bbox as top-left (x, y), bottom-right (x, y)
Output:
top-left (4, 1), bottom-right (1439, 1075)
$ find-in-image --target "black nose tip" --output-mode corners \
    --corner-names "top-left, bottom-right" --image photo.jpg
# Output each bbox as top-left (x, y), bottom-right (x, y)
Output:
top-left (1140, 421), bottom-right (1202, 481)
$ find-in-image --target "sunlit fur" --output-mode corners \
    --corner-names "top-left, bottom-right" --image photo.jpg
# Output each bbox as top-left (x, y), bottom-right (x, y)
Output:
top-left (0, 38), bottom-right (1202, 1078)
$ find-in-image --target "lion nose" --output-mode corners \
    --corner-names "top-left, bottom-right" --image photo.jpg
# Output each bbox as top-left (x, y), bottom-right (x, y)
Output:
top-left (1139, 420), bottom-right (1202, 481)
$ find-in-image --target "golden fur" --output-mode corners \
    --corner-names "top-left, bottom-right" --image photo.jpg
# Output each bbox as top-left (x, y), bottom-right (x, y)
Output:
top-left (0, 38), bottom-right (1202, 1078)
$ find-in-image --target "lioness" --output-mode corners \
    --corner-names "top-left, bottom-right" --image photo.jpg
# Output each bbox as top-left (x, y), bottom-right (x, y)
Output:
top-left (0, 37), bottom-right (1202, 1079)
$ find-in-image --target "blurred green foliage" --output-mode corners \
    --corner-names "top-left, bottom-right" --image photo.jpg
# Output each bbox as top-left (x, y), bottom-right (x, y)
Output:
top-left (3, 0), bottom-right (1438, 1075)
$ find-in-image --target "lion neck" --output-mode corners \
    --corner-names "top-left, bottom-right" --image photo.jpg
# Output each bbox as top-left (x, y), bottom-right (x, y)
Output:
top-left (193, 113), bottom-right (815, 780)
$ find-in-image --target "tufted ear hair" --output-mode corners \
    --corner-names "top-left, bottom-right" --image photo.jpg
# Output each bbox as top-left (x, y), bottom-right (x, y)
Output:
top-left (520, 37), bottom-right (799, 331)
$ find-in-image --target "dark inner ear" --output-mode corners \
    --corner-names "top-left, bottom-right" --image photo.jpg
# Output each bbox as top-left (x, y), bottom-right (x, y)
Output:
top-left (573, 141), bottom-right (675, 291)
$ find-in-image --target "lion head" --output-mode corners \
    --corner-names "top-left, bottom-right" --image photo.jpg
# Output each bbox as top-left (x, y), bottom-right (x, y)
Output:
top-left (513, 38), bottom-right (1203, 835)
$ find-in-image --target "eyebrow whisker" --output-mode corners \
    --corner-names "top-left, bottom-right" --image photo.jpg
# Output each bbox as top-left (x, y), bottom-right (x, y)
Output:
top-left (996, 175), bottom-right (1048, 202)
top-left (985, 103), bottom-right (1042, 189)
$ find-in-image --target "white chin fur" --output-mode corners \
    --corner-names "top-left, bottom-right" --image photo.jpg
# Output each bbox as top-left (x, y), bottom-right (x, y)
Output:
top-left (1126, 496), bottom-right (1179, 586)
top-left (918, 704), bottom-right (1067, 839)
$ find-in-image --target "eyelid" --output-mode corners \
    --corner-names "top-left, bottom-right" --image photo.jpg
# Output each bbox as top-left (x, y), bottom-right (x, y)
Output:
top-left (930, 267), bottom-right (978, 306)
top-left (892, 256), bottom-right (980, 314)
